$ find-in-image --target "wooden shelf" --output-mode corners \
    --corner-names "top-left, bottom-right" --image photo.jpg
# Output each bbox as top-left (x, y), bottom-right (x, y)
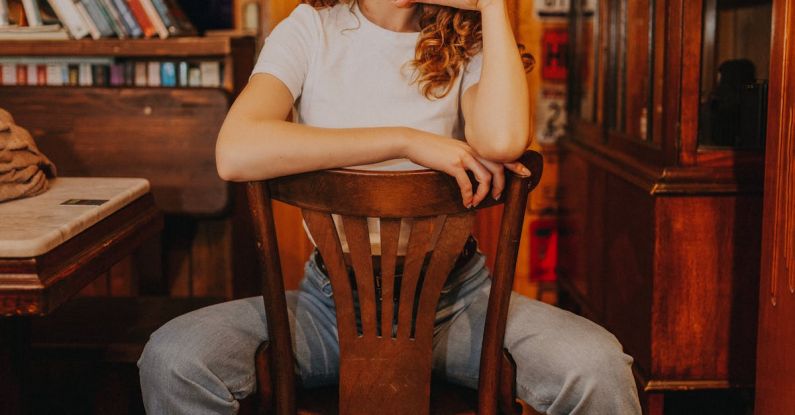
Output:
top-left (0, 36), bottom-right (250, 57)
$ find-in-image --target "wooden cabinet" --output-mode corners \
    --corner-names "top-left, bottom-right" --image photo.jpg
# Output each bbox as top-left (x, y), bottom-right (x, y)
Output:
top-left (561, 0), bottom-right (769, 413)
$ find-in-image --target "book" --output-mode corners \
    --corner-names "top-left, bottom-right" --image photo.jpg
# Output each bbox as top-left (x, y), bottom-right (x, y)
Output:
top-left (109, 62), bottom-right (124, 85)
top-left (109, 0), bottom-right (139, 37)
top-left (148, 0), bottom-right (175, 35)
top-left (47, 0), bottom-right (90, 39)
top-left (78, 0), bottom-right (114, 37)
top-left (74, 0), bottom-right (100, 38)
top-left (21, 0), bottom-right (43, 26)
top-left (0, 23), bottom-right (69, 39)
top-left (163, 0), bottom-right (193, 35)
top-left (16, 64), bottom-right (27, 85)
top-left (187, 63), bottom-right (200, 87)
top-left (67, 64), bottom-right (78, 85)
top-left (1, 64), bottom-right (15, 85)
top-left (92, 63), bottom-right (108, 85)
top-left (27, 64), bottom-right (36, 85)
top-left (199, 61), bottom-right (220, 88)
top-left (45, 63), bottom-right (63, 86)
top-left (160, 61), bottom-right (175, 86)
top-left (125, 0), bottom-right (153, 37)
top-left (78, 62), bottom-right (92, 85)
top-left (146, 60), bottom-right (159, 86)
top-left (177, 60), bottom-right (187, 87)
top-left (96, 0), bottom-right (127, 38)
top-left (134, 60), bottom-right (146, 85)
top-left (0, 0), bottom-right (10, 26)
top-left (36, 64), bottom-right (46, 84)
top-left (138, 0), bottom-right (166, 38)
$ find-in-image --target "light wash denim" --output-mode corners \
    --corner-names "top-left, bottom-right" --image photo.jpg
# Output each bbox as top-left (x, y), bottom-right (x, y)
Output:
top-left (138, 251), bottom-right (642, 414)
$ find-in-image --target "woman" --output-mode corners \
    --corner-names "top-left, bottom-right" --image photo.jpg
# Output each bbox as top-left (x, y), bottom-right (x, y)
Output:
top-left (138, 0), bottom-right (642, 413)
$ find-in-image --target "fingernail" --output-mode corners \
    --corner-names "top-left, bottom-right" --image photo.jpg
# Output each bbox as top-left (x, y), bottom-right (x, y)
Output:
top-left (493, 193), bottom-right (502, 201)
top-left (521, 166), bottom-right (531, 176)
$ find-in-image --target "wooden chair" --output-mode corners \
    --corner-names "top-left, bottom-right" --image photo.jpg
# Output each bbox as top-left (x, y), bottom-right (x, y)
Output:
top-left (246, 150), bottom-right (543, 415)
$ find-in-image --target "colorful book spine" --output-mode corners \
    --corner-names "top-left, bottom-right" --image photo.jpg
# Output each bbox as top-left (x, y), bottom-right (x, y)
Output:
top-left (110, 63), bottom-right (125, 86)
top-left (125, 0), bottom-right (155, 38)
top-left (1, 64), bottom-right (15, 85)
top-left (160, 61), bottom-right (176, 87)
top-left (67, 64), bottom-right (79, 86)
top-left (146, 61), bottom-right (160, 86)
top-left (177, 61), bottom-right (188, 87)
top-left (199, 61), bottom-right (220, 88)
top-left (138, 0), bottom-right (168, 38)
top-left (16, 64), bottom-right (27, 85)
top-left (79, 0), bottom-right (116, 37)
top-left (97, 0), bottom-right (128, 38)
top-left (110, 0), bottom-right (141, 38)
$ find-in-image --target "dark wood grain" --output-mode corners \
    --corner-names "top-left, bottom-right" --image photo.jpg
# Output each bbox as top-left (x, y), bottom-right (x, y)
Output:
top-left (0, 88), bottom-right (229, 216)
top-left (250, 151), bottom-right (543, 414)
top-left (755, 0), bottom-right (795, 412)
top-left (0, 37), bottom-right (240, 57)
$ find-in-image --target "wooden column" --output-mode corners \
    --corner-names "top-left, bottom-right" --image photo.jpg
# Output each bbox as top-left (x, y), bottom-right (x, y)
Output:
top-left (755, 0), bottom-right (795, 412)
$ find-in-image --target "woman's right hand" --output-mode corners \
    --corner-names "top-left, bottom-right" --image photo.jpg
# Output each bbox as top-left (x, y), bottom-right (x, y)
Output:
top-left (401, 130), bottom-right (530, 208)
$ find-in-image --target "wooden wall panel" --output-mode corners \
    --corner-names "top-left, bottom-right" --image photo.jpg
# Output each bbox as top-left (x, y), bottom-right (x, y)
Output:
top-left (654, 195), bottom-right (761, 383)
top-left (755, 0), bottom-right (795, 411)
top-left (603, 174), bottom-right (654, 376)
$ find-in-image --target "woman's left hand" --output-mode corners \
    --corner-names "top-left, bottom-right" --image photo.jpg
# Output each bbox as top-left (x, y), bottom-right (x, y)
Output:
top-left (392, 0), bottom-right (501, 12)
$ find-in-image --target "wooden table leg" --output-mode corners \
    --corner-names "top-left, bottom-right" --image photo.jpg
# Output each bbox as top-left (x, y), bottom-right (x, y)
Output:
top-left (0, 318), bottom-right (31, 415)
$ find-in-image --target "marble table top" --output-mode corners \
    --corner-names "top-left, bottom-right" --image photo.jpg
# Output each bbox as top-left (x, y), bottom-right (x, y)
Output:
top-left (0, 177), bottom-right (150, 258)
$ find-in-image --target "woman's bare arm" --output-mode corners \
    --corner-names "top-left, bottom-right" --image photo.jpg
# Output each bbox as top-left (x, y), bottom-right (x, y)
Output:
top-left (460, 0), bottom-right (530, 162)
top-left (216, 73), bottom-right (500, 207)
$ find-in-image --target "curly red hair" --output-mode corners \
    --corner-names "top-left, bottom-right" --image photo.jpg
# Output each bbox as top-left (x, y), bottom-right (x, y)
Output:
top-left (303, 0), bottom-right (534, 99)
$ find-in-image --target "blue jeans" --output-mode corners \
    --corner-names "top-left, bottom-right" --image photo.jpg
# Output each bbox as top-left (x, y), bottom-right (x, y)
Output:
top-left (138, 252), bottom-right (641, 414)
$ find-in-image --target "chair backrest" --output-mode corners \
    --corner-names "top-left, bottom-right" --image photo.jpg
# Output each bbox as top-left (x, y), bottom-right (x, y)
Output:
top-left (247, 150), bottom-right (543, 415)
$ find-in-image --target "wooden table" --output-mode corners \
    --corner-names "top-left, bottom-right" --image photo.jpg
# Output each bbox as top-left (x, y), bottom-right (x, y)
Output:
top-left (0, 177), bottom-right (162, 414)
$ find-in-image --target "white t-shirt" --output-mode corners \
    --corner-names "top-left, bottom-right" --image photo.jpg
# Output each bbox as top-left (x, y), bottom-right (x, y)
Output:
top-left (252, 1), bottom-right (483, 170)
top-left (251, 1), bottom-right (483, 253)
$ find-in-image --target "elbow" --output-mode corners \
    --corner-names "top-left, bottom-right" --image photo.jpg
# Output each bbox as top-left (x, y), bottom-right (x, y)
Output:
top-left (475, 131), bottom-right (530, 163)
top-left (215, 137), bottom-right (249, 182)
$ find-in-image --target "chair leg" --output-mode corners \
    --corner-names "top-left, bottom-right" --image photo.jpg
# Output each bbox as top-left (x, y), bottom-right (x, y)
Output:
top-left (255, 341), bottom-right (274, 414)
top-left (499, 349), bottom-right (542, 415)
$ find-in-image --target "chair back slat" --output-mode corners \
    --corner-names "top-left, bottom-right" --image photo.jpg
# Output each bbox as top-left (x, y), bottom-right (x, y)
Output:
top-left (302, 209), bottom-right (358, 345)
top-left (395, 216), bottom-right (437, 340)
top-left (378, 218), bottom-right (401, 338)
top-left (414, 213), bottom-right (475, 333)
top-left (340, 215), bottom-right (378, 337)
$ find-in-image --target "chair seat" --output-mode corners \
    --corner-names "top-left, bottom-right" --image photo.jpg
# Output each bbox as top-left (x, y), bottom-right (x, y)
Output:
top-left (292, 380), bottom-right (478, 415)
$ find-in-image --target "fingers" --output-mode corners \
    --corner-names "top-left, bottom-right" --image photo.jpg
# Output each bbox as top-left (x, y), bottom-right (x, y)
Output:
top-left (461, 154), bottom-right (491, 207)
top-left (450, 167), bottom-right (474, 208)
top-left (392, 0), bottom-right (414, 7)
top-left (503, 161), bottom-right (532, 177)
top-left (478, 157), bottom-right (505, 200)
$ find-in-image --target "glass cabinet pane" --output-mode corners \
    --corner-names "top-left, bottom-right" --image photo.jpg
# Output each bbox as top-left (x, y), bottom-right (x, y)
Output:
top-left (699, 0), bottom-right (772, 148)
top-left (607, 0), bottom-right (654, 141)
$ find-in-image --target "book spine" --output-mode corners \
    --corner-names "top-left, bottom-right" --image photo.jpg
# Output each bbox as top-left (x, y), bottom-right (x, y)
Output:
top-left (27, 64), bottom-right (37, 85)
top-left (21, 0), bottom-right (44, 26)
top-left (1, 64), bottom-right (15, 86)
top-left (46, 64), bottom-right (63, 86)
top-left (134, 61), bottom-right (147, 86)
top-left (80, 0), bottom-right (115, 37)
top-left (199, 61), bottom-right (220, 88)
top-left (149, 0), bottom-right (176, 35)
top-left (110, 63), bottom-right (125, 86)
top-left (36, 64), bottom-right (47, 85)
top-left (67, 64), bottom-right (79, 86)
top-left (109, 0), bottom-right (141, 37)
top-left (48, 0), bottom-right (90, 39)
top-left (95, 0), bottom-right (127, 38)
top-left (78, 62), bottom-right (92, 86)
top-left (16, 64), bottom-right (27, 85)
top-left (177, 60), bottom-right (187, 87)
top-left (187, 63), bottom-right (200, 87)
top-left (160, 61), bottom-right (175, 87)
top-left (146, 61), bottom-right (160, 86)
top-left (92, 64), bottom-right (108, 86)
top-left (123, 60), bottom-right (134, 86)
top-left (138, 0), bottom-right (167, 39)
top-left (125, 0), bottom-right (154, 38)
top-left (74, 1), bottom-right (101, 39)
